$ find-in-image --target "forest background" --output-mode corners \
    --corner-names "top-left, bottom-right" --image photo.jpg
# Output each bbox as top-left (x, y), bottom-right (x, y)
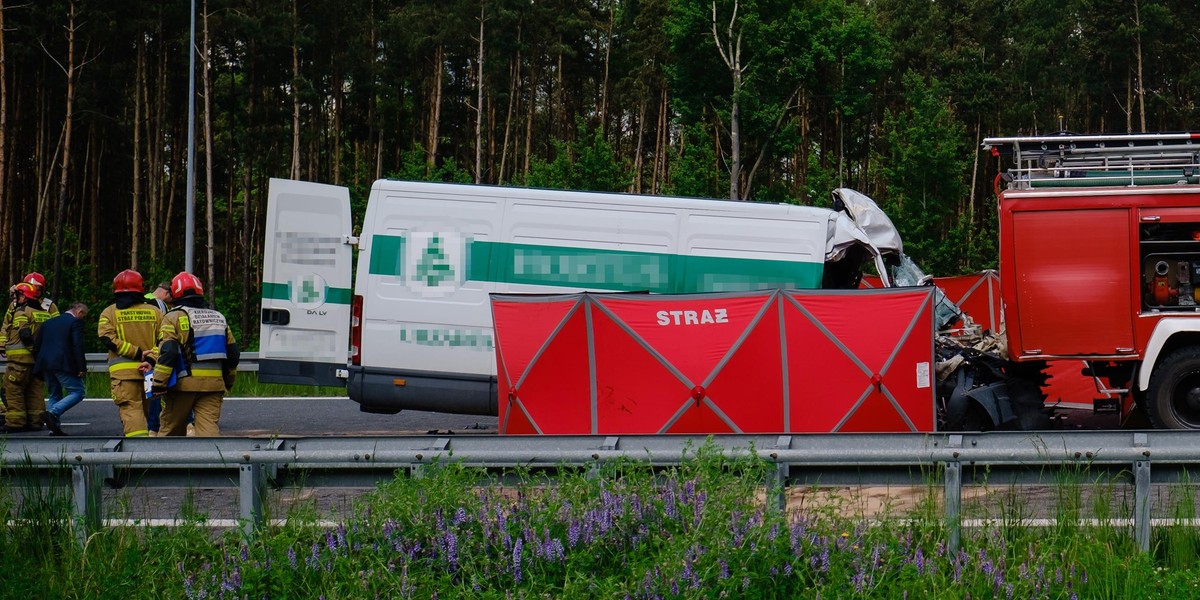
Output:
top-left (1, 0), bottom-right (1196, 350)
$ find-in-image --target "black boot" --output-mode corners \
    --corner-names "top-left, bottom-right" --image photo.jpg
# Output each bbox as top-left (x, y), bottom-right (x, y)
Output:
top-left (43, 412), bottom-right (65, 436)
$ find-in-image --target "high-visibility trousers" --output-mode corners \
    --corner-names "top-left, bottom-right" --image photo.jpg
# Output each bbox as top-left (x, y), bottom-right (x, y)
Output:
top-left (160, 390), bottom-right (223, 437)
top-left (4, 362), bottom-right (44, 428)
top-left (110, 378), bottom-right (149, 437)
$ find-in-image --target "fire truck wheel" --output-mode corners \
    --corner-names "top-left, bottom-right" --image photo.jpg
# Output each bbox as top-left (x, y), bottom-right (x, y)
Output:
top-left (1145, 347), bottom-right (1200, 429)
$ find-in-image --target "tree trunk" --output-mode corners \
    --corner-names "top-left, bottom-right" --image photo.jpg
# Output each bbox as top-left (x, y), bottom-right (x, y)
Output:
top-left (290, 0), bottom-right (301, 179)
top-left (968, 117), bottom-right (980, 256)
top-left (499, 50), bottom-right (518, 185)
top-left (369, 0), bottom-right (381, 182)
top-left (555, 51), bottom-right (565, 139)
top-left (474, 5), bottom-right (485, 184)
top-left (711, 0), bottom-right (744, 200)
top-left (132, 40), bottom-right (143, 270)
top-left (599, 0), bottom-right (613, 137)
top-left (240, 165), bottom-right (251, 347)
top-left (523, 66), bottom-right (536, 180)
top-left (150, 33), bottom-right (169, 261)
top-left (1126, 71), bottom-right (1133, 133)
top-left (87, 131), bottom-right (100, 281)
top-left (633, 99), bottom-right (646, 193)
top-left (203, 0), bottom-right (216, 298)
top-left (427, 45), bottom-right (444, 175)
top-left (0, 0), bottom-right (7, 274)
top-left (652, 87), bottom-right (667, 194)
top-left (51, 0), bottom-right (79, 301)
top-left (1133, 0), bottom-right (1146, 132)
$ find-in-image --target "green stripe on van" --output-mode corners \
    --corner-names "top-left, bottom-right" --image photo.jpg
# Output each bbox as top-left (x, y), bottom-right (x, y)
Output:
top-left (368, 236), bottom-right (823, 292)
top-left (262, 282), bottom-right (353, 304)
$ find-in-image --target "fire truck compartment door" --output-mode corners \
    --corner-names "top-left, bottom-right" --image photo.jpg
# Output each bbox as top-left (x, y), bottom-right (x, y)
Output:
top-left (1010, 208), bottom-right (1134, 356)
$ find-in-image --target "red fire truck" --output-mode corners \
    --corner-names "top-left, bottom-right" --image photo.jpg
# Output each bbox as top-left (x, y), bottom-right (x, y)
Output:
top-left (985, 132), bottom-right (1200, 429)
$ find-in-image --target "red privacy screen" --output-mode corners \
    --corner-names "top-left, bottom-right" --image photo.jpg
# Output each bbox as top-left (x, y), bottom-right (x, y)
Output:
top-left (491, 288), bottom-right (936, 435)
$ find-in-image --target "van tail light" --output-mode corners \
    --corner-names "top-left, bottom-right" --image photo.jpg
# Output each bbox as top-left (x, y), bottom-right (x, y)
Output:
top-left (350, 294), bottom-right (363, 366)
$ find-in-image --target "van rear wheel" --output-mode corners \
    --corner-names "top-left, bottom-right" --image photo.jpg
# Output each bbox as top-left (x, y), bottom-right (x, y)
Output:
top-left (1145, 347), bottom-right (1200, 429)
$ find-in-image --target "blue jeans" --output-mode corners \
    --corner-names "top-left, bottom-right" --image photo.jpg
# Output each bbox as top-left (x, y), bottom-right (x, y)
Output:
top-left (46, 371), bottom-right (86, 417)
top-left (146, 395), bottom-right (162, 431)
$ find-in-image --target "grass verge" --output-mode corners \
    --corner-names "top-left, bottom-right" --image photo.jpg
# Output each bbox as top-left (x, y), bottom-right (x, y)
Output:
top-left (4, 443), bottom-right (1200, 598)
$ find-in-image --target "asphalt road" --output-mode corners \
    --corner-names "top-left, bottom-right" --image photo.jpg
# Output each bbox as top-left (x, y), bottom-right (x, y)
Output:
top-left (0, 395), bottom-right (1126, 438)
top-left (2, 396), bottom-right (499, 438)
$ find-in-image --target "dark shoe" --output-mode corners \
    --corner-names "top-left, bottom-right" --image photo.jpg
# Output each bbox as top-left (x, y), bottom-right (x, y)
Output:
top-left (43, 412), bottom-right (64, 435)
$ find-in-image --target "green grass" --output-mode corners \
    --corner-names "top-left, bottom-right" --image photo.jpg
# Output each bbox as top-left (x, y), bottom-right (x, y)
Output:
top-left (4, 444), bottom-right (1200, 598)
top-left (83, 372), bottom-right (346, 399)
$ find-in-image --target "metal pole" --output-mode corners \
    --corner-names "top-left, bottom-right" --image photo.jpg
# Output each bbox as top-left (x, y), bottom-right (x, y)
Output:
top-left (185, 0), bottom-right (197, 273)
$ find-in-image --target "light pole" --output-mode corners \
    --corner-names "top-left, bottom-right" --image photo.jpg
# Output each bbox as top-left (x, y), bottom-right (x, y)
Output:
top-left (185, 0), bottom-right (196, 273)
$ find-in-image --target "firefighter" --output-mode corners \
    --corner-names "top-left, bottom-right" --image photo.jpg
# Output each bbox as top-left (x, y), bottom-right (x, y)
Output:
top-left (150, 272), bottom-right (239, 437)
top-left (21, 271), bottom-right (59, 314)
top-left (0, 272), bottom-right (60, 352)
top-left (1, 282), bottom-right (52, 433)
top-left (98, 270), bottom-right (163, 437)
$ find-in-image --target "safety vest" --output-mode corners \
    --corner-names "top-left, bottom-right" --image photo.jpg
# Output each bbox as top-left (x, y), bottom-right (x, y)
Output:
top-left (178, 305), bottom-right (229, 378)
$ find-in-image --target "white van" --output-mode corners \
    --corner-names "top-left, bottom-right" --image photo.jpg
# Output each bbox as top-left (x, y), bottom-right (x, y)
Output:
top-left (258, 179), bottom-right (901, 415)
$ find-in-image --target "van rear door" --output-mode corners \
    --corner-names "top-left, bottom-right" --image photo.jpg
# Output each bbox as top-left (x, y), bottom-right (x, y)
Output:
top-left (259, 178), bottom-right (354, 387)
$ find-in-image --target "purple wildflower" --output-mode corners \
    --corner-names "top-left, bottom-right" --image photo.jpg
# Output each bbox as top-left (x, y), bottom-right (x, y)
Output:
top-left (568, 520), bottom-right (581, 547)
top-left (512, 536), bottom-right (523, 583)
top-left (445, 530), bottom-right (458, 571)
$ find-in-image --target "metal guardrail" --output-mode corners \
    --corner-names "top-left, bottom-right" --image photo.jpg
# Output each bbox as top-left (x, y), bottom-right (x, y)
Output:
top-left (0, 352), bottom-right (261, 372)
top-left (0, 430), bottom-right (1193, 550)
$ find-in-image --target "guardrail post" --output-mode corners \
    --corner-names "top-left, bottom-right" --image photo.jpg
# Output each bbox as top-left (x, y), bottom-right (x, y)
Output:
top-left (769, 436), bottom-right (792, 513)
top-left (240, 463), bottom-right (266, 538)
top-left (72, 463), bottom-right (103, 548)
top-left (588, 437), bottom-right (620, 481)
top-left (1134, 433), bottom-right (1151, 552)
top-left (944, 435), bottom-right (963, 553)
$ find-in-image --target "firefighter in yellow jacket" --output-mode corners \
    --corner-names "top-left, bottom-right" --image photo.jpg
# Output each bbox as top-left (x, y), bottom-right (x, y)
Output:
top-left (97, 270), bottom-right (163, 437)
top-left (0, 272), bottom-right (59, 353)
top-left (150, 272), bottom-right (239, 437)
top-left (2, 282), bottom-right (52, 432)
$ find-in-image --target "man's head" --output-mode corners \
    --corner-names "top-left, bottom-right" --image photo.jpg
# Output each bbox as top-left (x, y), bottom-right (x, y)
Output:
top-left (153, 282), bottom-right (171, 302)
top-left (68, 302), bottom-right (88, 319)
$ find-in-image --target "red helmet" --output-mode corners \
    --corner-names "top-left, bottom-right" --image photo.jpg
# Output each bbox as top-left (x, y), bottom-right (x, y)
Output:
top-left (113, 269), bottom-right (145, 293)
top-left (13, 282), bottom-right (38, 300)
top-left (22, 272), bottom-right (45, 290)
top-left (169, 271), bottom-right (204, 299)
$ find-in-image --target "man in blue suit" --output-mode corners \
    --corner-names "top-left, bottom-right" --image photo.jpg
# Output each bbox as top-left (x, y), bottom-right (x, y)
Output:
top-left (33, 302), bottom-right (89, 436)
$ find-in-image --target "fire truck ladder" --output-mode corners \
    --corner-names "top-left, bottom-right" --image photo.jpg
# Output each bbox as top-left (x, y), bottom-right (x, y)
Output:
top-left (982, 132), bottom-right (1200, 190)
